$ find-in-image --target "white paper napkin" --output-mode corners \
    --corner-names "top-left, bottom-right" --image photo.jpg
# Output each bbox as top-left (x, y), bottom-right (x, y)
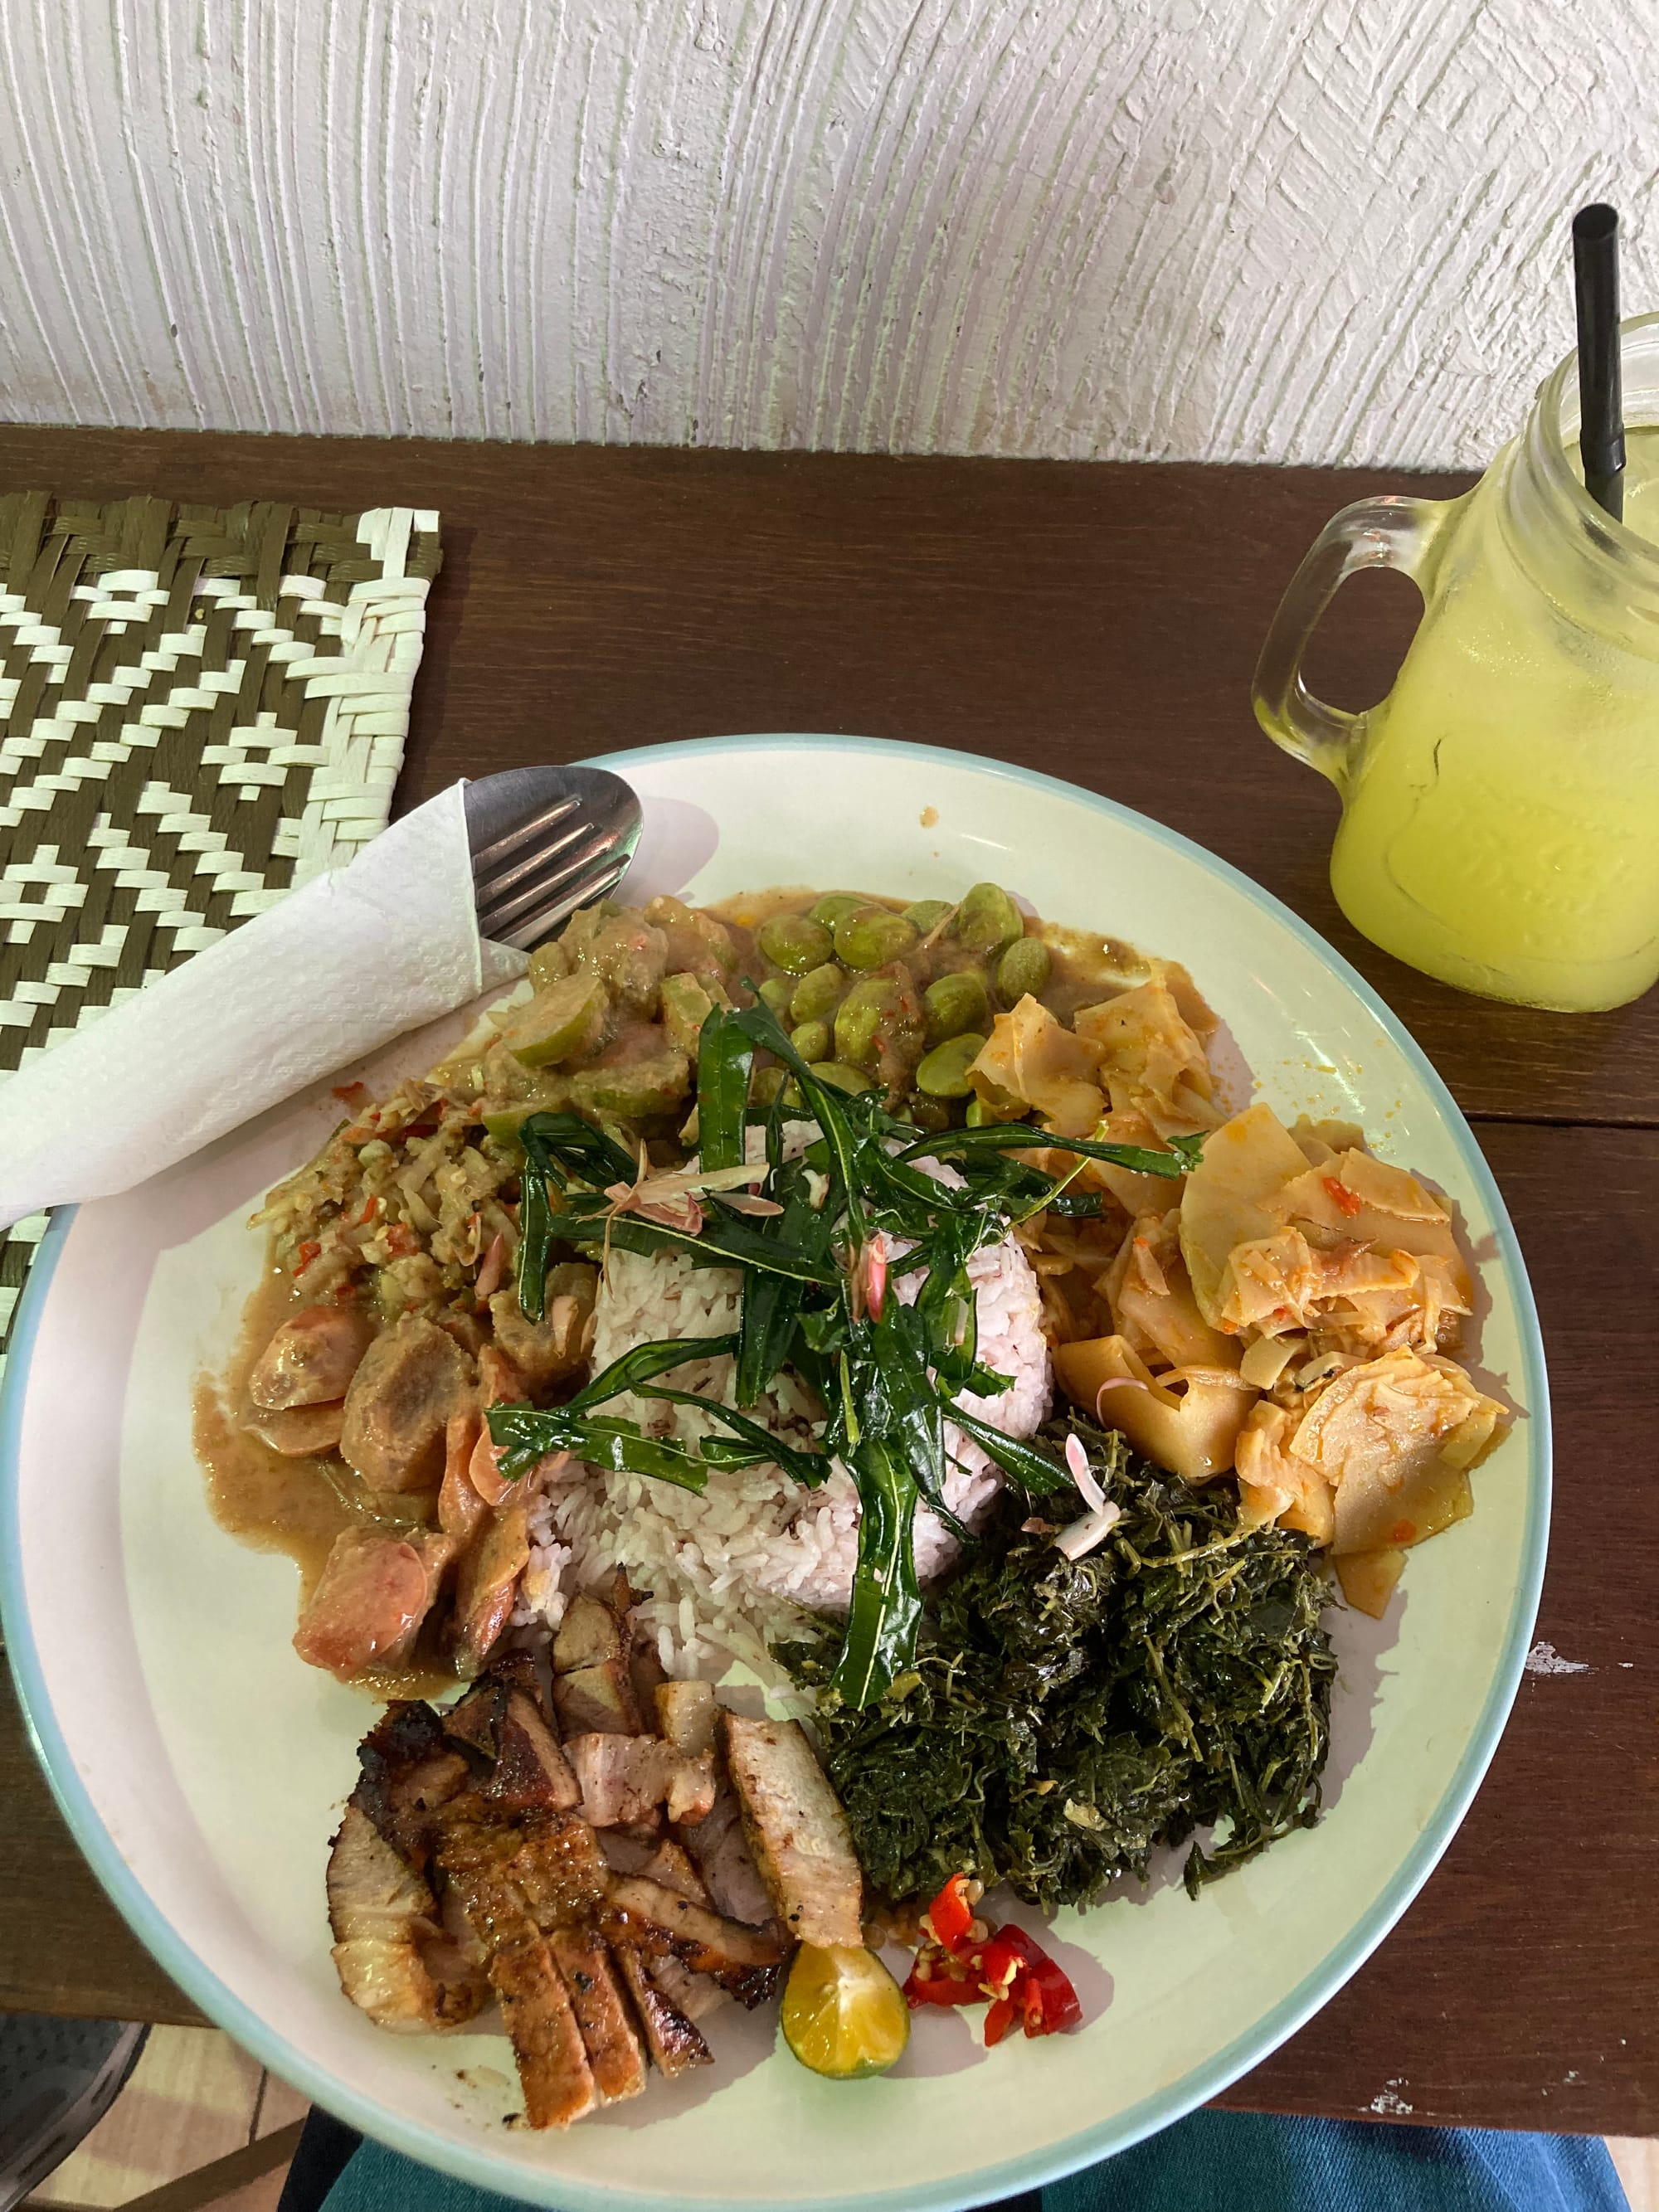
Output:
top-left (0, 781), bottom-right (526, 1228)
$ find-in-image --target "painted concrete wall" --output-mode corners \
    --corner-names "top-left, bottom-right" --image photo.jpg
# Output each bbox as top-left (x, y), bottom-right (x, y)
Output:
top-left (2, 0), bottom-right (1656, 467)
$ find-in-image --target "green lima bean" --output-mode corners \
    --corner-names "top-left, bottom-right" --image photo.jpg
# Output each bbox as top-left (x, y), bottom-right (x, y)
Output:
top-left (923, 970), bottom-right (990, 1046)
top-left (997, 935), bottom-right (1052, 1002)
top-left (757, 913), bottom-right (834, 975)
top-left (790, 1019), bottom-right (832, 1062)
top-left (808, 892), bottom-right (868, 929)
top-left (915, 1032), bottom-right (987, 1098)
top-left (953, 882), bottom-right (1024, 956)
top-left (834, 907), bottom-right (920, 970)
top-left (834, 976), bottom-right (900, 1069)
top-left (790, 962), bottom-right (844, 1023)
top-left (901, 898), bottom-right (954, 935)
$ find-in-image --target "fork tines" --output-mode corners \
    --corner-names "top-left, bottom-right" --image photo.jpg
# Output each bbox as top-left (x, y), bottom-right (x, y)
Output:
top-left (473, 809), bottom-right (631, 950)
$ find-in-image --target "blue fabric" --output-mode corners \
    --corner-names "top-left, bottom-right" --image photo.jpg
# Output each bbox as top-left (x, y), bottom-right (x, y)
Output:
top-left (1045, 2111), bottom-right (1630, 2212)
top-left (318, 2109), bottom-right (1631, 2212)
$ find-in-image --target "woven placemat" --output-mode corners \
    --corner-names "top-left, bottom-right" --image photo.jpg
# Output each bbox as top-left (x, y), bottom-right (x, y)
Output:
top-left (0, 494), bottom-right (442, 1372)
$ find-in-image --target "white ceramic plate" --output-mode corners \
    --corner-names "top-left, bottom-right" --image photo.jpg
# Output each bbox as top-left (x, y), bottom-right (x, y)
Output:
top-left (2, 737), bottom-right (1548, 2212)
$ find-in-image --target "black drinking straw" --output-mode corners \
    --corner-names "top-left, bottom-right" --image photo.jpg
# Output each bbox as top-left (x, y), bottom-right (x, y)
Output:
top-left (1573, 202), bottom-right (1625, 522)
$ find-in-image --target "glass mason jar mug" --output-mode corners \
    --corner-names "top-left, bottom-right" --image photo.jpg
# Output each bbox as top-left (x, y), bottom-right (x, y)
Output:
top-left (1253, 314), bottom-right (1659, 1012)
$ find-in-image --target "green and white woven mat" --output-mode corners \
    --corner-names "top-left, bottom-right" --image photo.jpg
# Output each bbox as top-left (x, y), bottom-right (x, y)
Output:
top-left (0, 494), bottom-right (442, 1372)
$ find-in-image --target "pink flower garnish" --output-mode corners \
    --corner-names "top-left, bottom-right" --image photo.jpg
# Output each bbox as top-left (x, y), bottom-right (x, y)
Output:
top-left (1064, 1432), bottom-right (1106, 1513)
top-left (604, 1178), bottom-right (704, 1232)
top-left (864, 1234), bottom-right (889, 1323)
top-left (474, 1231), bottom-right (508, 1302)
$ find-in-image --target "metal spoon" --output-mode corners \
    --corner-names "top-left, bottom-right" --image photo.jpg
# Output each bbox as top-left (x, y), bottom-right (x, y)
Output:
top-left (464, 764), bottom-right (643, 950)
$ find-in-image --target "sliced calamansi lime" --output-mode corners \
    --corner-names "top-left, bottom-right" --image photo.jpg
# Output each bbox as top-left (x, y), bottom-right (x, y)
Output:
top-left (781, 1942), bottom-right (910, 2080)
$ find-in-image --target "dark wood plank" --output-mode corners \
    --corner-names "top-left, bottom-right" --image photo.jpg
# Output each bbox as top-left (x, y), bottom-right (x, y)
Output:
top-left (0, 1667), bottom-right (204, 2025)
top-left (0, 427), bottom-right (1651, 1125)
top-left (4, 1123), bottom-right (1652, 2132)
top-left (1217, 1118), bottom-right (1659, 2134)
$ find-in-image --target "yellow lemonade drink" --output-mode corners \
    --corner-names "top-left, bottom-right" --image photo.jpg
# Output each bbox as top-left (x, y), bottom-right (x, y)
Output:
top-left (1331, 429), bottom-right (1659, 1010)
top-left (1255, 319), bottom-right (1659, 1012)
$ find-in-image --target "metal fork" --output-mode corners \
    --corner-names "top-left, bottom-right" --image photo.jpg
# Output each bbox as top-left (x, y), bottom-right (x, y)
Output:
top-left (464, 764), bottom-right (643, 950)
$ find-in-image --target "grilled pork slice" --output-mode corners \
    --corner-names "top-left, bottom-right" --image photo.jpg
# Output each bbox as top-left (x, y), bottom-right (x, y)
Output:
top-left (437, 1799), bottom-right (611, 1947)
top-left (565, 1733), bottom-right (716, 1828)
top-left (489, 1695), bottom-right (578, 1813)
top-left (631, 1843), bottom-right (725, 2022)
top-left (665, 1688), bottom-right (772, 1925)
top-left (601, 1875), bottom-right (789, 2005)
top-left (547, 1928), bottom-right (648, 2103)
top-left (654, 1680), bottom-right (718, 1757)
top-left (637, 1838), bottom-right (711, 1903)
top-left (443, 1674), bottom-right (581, 1813)
top-left (552, 1592), bottom-right (642, 1735)
top-left (436, 1799), bottom-right (615, 2128)
top-left (352, 1702), bottom-right (471, 1869)
top-left (680, 1772), bottom-right (786, 1930)
top-left (488, 1927), bottom-right (598, 2129)
top-left (326, 1804), bottom-right (488, 2035)
top-left (441, 1676), bottom-right (508, 1758)
top-left (645, 1951), bottom-right (725, 2025)
top-left (721, 1714), bottom-right (864, 1949)
top-left (611, 1947), bottom-right (713, 2078)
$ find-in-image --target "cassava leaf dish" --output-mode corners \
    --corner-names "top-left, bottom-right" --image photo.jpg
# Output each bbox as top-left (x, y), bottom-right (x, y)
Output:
top-left (785, 1416), bottom-right (1337, 1913)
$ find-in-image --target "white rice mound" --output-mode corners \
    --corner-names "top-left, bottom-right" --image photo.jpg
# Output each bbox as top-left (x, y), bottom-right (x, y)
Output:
top-left (519, 1214), bottom-right (1053, 1683)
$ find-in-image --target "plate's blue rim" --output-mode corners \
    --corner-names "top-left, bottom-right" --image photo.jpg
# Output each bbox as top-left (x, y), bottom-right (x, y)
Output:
top-left (0, 732), bottom-right (1551, 2212)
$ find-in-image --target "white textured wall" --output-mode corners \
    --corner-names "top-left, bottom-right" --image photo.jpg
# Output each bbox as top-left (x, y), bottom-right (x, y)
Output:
top-left (2, 0), bottom-right (1657, 468)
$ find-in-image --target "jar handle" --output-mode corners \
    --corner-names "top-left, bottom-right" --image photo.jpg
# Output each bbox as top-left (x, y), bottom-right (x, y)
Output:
top-left (1252, 493), bottom-right (1457, 789)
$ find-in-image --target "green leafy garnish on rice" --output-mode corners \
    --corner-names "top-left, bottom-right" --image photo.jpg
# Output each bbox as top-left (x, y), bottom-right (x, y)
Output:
top-left (489, 995), bottom-right (1198, 1707)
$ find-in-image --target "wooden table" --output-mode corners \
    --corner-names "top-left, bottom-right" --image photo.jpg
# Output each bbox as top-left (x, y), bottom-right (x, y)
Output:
top-left (2, 427), bottom-right (1654, 2142)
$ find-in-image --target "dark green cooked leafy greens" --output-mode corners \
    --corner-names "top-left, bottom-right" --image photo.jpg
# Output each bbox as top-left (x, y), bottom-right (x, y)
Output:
top-left (785, 1419), bottom-right (1336, 1912)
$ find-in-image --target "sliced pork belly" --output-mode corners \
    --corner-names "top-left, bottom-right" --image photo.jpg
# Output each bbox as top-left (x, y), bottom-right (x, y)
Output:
top-left (564, 1732), bottom-right (715, 1828)
top-left (547, 1928), bottom-right (648, 2103)
top-left (654, 1680), bottom-right (718, 1757)
top-left (677, 1770), bottom-right (774, 1928)
top-left (325, 1804), bottom-right (488, 2035)
top-left (721, 1713), bottom-right (864, 1949)
top-left (611, 1947), bottom-right (713, 2079)
top-left (488, 1928), bottom-right (598, 2129)
top-left (601, 1874), bottom-right (789, 2005)
top-left (441, 1670), bottom-right (581, 1813)
top-left (350, 1701), bottom-right (470, 1869)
